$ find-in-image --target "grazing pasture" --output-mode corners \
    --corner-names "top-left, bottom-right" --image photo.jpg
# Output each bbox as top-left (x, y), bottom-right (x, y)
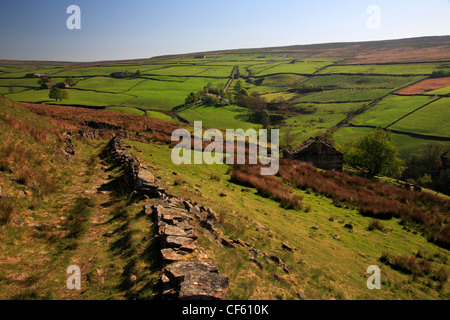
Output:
top-left (1, 46), bottom-right (448, 156)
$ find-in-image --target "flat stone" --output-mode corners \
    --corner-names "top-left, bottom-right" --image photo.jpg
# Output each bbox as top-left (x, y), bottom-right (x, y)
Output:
top-left (161, 248), bottom-right (190, 262)
top-left (179, 271), bottom-right (229, 300)
top-left (282, 242), bottom-right (294, 252)
top-left (255, 222), bottom-right (268, 231)
top-left (184, 229), bottom-right (198, 240)
top-left (161, 211), bottom-right (191, 224)
top-left (220, 237), bottom-right (236, 248)
top-left (176, 220), bottom-right (195, 231)
top-left (165, 236), bottom-right (197, 251)
top-left (136, 169), bottom-right (155, 186)
top-left (164, 262), bottom-right (218, 283)
top-left (233, 239), bottom-right (250, 248)
top-left (163, 225), bottom-right (187, 237)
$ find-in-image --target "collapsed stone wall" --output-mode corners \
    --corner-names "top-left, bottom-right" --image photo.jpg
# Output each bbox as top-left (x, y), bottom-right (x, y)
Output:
top-left (145, 197), bottom-right (229, 300)
top-left (108, 133), bottom-right (162, 196)
top-left (108, 134), bottom-right (230, 300)
top-left (107, 134), bottom-right (294, 300)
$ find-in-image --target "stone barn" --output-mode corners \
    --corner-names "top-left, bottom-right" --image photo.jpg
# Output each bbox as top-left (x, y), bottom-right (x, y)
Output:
top-left (283, 137), bottom-right (344, 171)
top-left (55, 82), bottom-right (69, 89)
top-left (40, 83), bottom-right (54, 90)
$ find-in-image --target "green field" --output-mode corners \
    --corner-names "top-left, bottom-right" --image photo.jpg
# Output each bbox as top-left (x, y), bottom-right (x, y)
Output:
top-left (335, 126), bottom-right (450, 158)
top-left (7, 88), bottom-right (133, 106)
top-left (280, 112), bottom-right (348, 145)
top-left (177, 103), bottom-right (260, 130)
top-left (0, 77), bottom-right (65, 88)
top-left (303, 75), bottom-right (425, 89)
top-left (319, 62), bottom-right (450, 75)
top-left (293, 102), bottom-right (366, 115)
top-left (125, 77), bottom-right (227, 110)
top-left (259, 74), bottom-right (308, 87)
top-left (293, 88), bottom-right (391, 103)
top-left (390, 98), bottom-right (450, 138)
top-left (426, 85), bottom-right (450, 96)
top-left (0, 51), bottom-right (449, 156)
top-left (75, 77), bottom-right (144, 93)
top-left (105, 106), bottom-right (176, 121)
top-left (351, 95), bottom-right (436, 128)
top-left (252, 59), bottom-right (342, 76)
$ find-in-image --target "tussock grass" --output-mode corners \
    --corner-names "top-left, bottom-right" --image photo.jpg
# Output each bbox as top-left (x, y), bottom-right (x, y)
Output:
top-left (368, 219), bottom-right (386, 232)
top-left (380, 252), bottom-right (448, 289)
top-left (231, 164), bottom-right (304, 210)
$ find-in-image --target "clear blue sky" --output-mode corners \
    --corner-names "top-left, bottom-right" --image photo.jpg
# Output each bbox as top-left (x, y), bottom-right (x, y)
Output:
top-left (0, 0), bottom-right (449, 62)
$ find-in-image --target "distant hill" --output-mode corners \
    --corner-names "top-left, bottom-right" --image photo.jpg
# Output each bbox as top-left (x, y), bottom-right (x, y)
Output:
top-left (1, 35), bottom-right (449, 66)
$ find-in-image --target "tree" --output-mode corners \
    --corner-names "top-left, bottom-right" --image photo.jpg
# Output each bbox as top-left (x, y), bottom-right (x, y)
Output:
top-left (250, 109), bottom-right (270, 128)
top-left (185, 92), bottom-right (199, 105)
top-left (418, 142), bottom-right (445, 178)
top-left (38, 77), bottom-right (51, 86)
top-left (344, 129), bottom-right (402, 177)
top-left (234, 79), bottom-right (245, 94)
top-left (49, 88), bottom-right (68, 102)
top-left (283, 129), bottom-right (295, 149)
top-left (314, 129), bottom-right (336, 145)
top-left (203, 94), bottom-right (220, 105)
top-left (65, 76), bottom-right (75, 86)
top-left (246, 92), bottom-right (267, 110)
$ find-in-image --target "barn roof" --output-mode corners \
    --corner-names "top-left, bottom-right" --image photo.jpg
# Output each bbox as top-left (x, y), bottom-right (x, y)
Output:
top-left (285, 137), bottom-right (343, 155)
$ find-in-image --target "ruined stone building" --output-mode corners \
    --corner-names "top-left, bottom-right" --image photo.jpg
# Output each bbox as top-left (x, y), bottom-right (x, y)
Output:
top-left (283, 137), bottom-right (344, 171)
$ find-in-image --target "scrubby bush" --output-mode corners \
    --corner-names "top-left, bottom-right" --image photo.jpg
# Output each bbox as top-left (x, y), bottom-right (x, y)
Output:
top-left (431, 69), bottom-right (450, 78)
top-left (368, 219), bottom-right (386, 232)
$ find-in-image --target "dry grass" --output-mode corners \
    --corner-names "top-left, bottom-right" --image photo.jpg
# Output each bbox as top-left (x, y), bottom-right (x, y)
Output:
top-left (231, 159), bottom-right (450, 249)
top-left (380, 252), bottom-right (448, 289)
top-left (231, 164), bottom-right (303, 210)
top-left (0, 197), bottom-right (16, 225)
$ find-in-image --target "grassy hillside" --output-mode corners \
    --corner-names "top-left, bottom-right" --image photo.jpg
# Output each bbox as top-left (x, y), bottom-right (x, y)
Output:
top-left (125, 137), bottom-right (449, 300)
top-left (0, 92), bottom-right (448, 300)
top-left (0, 95), bottom-right (164, 300)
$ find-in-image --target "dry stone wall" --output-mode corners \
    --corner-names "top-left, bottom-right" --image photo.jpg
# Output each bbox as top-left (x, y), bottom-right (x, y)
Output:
top-left (109, 133), bottom-right (163, 196)
top-left (108, 134), bottom-right (230, 300)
